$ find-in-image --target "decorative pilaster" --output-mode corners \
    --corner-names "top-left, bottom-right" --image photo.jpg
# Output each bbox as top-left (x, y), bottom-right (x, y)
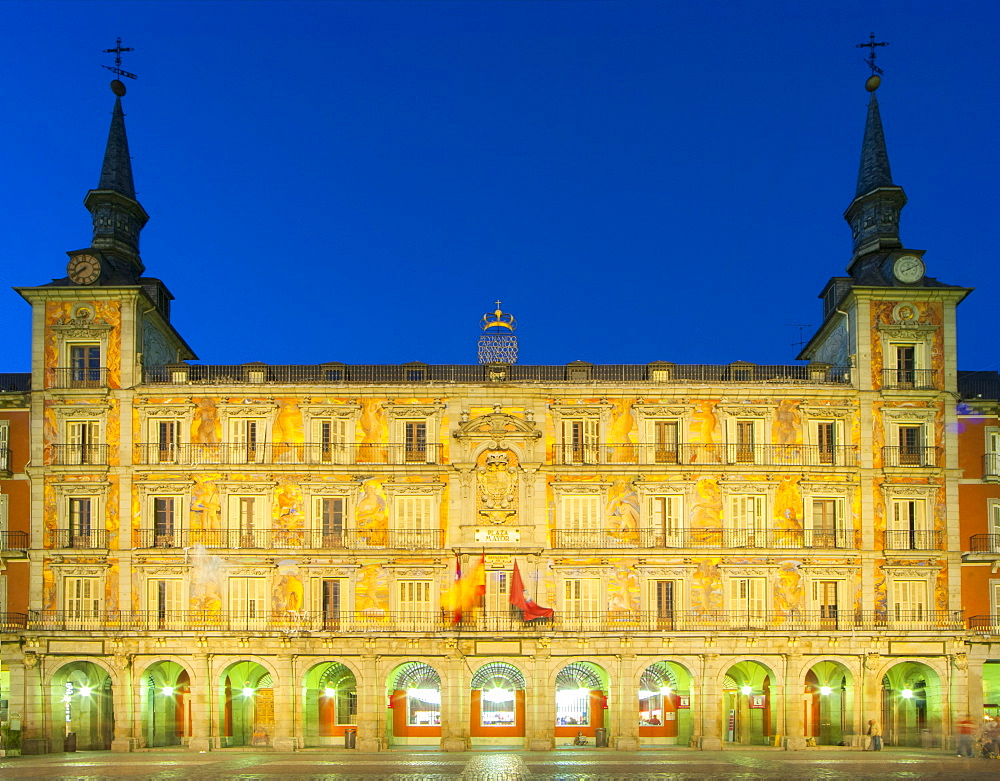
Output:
top-left (439, 653), bottom-right (469, 751)
top-left (697, 653), bottom-right (723, 750)
top-left (271, 654), bottom-right (297, 751)
top-left (355, 650), bottom-right (383, 751)
top-left (187, 652), bottom-right (212, 752)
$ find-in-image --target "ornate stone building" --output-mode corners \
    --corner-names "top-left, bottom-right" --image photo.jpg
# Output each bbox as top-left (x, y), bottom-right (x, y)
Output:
top-left (0, 70), bottom-right (987, 754)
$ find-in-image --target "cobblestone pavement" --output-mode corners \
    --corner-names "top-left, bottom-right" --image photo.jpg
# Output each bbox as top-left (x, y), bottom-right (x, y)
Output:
top-left (1, 748), bottom-right (997, 780)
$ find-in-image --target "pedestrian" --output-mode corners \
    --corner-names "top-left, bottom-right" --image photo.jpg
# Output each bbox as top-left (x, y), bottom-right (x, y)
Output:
top-left (866, 719), bottom-right (882, 751)
top-left (956, 716), bottom-right (974, 757)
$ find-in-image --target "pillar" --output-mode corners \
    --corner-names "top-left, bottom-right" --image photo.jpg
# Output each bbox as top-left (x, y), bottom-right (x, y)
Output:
top-left (355, 653), bottom-right (382, 751)
top-left (614, 654), bottom-right (639, 751)
top-left (187, 653), bottom-right (212, 751)
top-left (110, 657), bottom-right (136, 752)
top-left (527, 645), bottom-right (554, 750)
top-left (783, 653), bottom-right (806, 750)
top-left (698, 653), bottom-right (723, 750)
top-left (271, 654), bottom-right (297, 751)
top-left (440, 653), bottom-right (468, 751)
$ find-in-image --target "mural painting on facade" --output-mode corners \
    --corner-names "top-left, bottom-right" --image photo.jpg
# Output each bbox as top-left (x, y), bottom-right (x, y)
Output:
top-left (107, 474), bottom-right (120, 548)
top-left (355, 563), bottom-right (389, 616)
top-left (608, 563), bottom-right (640, 616)
top-left (773, 476), bottom-right (802, 534)
top-left (607, 399), bottom-right (636, 463)
top-left (689, 400), bottom-right (721, 462)
top-left (190, 474), bottom-right (222, 531)
top-left (773, 560), bottom-right (803, 623)
top-left (191, 398), bottom-right (221, 446)
top-left (105, 560), bottom-right (119, 611)
top-left (606, 479), bottom-right (639, 542)
top-left (690, 477), bottom-right (722, 544)
top-left (273, 559), bottom-right (304, 617)
top-left (273, 477), bottom-right (305, 545)
top-left (272, 399), bottom-right (304, 463)
top-left (359, 400), bottom-right (387, 463)
top-left (772, 400), bottom-right (802, 464)
top-left (873, 560), bottom-right (887, 621)
top-left (92, 302), bottom-right (122, 387)
top-left (690, 558), bottom-right (723, 614)
top-left (189, 545), bottom-right (225, 614)
top-left (356, 479), bottom-right (388, 545)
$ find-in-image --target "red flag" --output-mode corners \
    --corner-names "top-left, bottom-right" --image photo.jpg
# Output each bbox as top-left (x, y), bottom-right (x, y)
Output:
top-left (510, 560), bottom-right (553, 620)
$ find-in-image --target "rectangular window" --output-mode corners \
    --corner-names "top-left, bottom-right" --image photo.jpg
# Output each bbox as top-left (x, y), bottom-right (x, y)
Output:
top-left (562, 419), bottom-right (599, 464)
top-left (816, 422), bottom-right (836, 465)
top-left (404, 421), bottom-right (428, 463)
top-left (229, 577), bottom-right (267, 627)
top-left (734, 420), bottom-right (756, 463)
top-left (894, 344), bottom-right (916, 387)
top-left (312, 418), bottom-right (348, 464)
top-left (809, 498), bottom-right (844, 548)
top-left (152, 420), bottom-right (180, 464)
top-left (66, 420), bottom-right (100, 465)
top-left (230, 419), bottom-right (262, 464)
top-left (152, 497), bottom-right (180, 546)
top-left (0, 420), bottom-right (9, 473)
top-left (650, 495), bottom-right (683, 547)
top-left (892, 580), bottom-right (927, 626)
top-left (814, 580), bottom-right (839, 627)
top-left (729, 494), bottom-right (766, 547)
top-left (988, 429), bottom-right (1000, 478)
top-left (311, 578), bottom-right (346, 629)
top-left (65, 576), bottom-right (100, 624)
top-left (69, 344), bottom-right (101, 385)
top-left (397, 580), bottom-right (432, 630)
top-left (890, 498), bottom-right (927, 549)
top-left (147, 578), bottom-right (183, 629)
top-left (68, 497), bottom-right (93, 545)
top-left (897, 425), bottom-right (924, 465)
top-left (730, 577), bottom-right (767, 628)
top-left (486, 570), bottom-right (510, 614)
top-left (990, 500), bottom-right (1000, 553)
top-left (652, 580), bottom-right (677, 630)
top-left (230, 496), bottom-right (265, 548)
top-left (652, 420), bottom-right (679, 464)
top-left (315, 497), bottom-right (345, 547)
top-left (562, 495), bottom-right (601, 540)
top-left (564, 578), bottom-right (600, 629)
top-left (394, 495), bottom-right (435, 548)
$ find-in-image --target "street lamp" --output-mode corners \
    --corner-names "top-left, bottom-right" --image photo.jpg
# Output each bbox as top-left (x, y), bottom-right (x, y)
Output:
top-left (819, 686), bottom-right (833, 696)
top-left (162, 686), bottom-right (175, 696)
top-left (901, 689), bottom-right (914, 699)
top-left (740, 685), bottom-right (753, 696)
top-left (79, 686), bottom-right (92, 697)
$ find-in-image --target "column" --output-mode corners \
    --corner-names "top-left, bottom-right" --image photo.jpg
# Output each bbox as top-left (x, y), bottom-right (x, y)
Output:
top-left (187, 652), bottom-right (213, 751)
top-left (271, 653), bottom-right (297, 751)
top-left (110, 654), bottom-right (136, 752)
top-left (440, 653), bottom-right (468, 751)
top-left (698, 653), bottom-right (723, 750)
top-left (614, 654), bottom-right (639, 751)
top-left (355, 652), bottom-right (383, 752)
top-left (527, 645), bottom-right (554, 750)
top-left (783, 653), bottom-right (806, 750)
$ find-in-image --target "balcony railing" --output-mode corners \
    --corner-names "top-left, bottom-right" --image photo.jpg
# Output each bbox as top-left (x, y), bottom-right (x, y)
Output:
top-left (0, 530), bottom-right (29, 551)
top-left (969, 615), bottom-right (1000, 634)
top-left (553, 443), bottom-right (858, 467)
top-left (969, 534), bottom-right (1000, 554)
top-left (25, 608), bottom-right (964, 634)
top-left (882, 446), bottom-right (940, 468)
top-left (883, 529), bottom-right (944, 551)
top-left (143, 363), bottom-right (851, 386)
top-left (984, 453), bottom-right (1000, 480)
top-left (133, 442), bottom-right (444, 466)
top-left (881, 369), bottom-right (938, 390)
top-left (45, 529), bottom-right (110, 550)
top-left (551, 527), bottom-right (859, 550)
top-left (50, 444), bottom-right (110, 466)
top-left (133, 527), bottom-right (444, 550)
top-left (0, 613), bottom-right (28, 632)
top-left (49, 367), bottom-right (108, 389)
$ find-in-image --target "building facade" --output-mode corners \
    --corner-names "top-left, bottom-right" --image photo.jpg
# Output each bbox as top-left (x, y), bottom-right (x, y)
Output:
top-left (0, 72), bottom-right (988, 754)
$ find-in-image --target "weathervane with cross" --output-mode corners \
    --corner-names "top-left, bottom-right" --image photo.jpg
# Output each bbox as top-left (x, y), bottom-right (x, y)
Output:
top-left (856, 32), bottom-right (889, 76)
top-left (102, 37), bottom-right (138, 81)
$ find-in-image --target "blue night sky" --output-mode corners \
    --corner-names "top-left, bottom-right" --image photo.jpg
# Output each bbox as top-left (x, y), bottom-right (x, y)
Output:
top-left (1, 1), bottom-right (998, 370)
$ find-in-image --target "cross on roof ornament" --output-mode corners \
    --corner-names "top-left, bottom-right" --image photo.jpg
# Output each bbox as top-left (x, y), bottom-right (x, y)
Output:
top-left (102, 37), bottom-right (138, 80)
top-left (856, 32), bottom-right (889, 76)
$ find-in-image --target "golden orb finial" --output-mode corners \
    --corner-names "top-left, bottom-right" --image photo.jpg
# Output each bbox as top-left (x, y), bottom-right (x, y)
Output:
top-left (111, 79), bottom-right (127, 97)
top-left (865, 74), bottom-right (881, 93)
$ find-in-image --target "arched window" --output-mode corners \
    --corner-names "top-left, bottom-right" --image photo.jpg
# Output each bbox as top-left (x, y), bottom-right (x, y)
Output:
top-left (638, 663), bottom-right (677, 726)
top-left (471, 663), bottom-right (525, 727)
top-left (555, 663), bottom-right (602, 727)
top-left (394, 663), bottom-right (441, 727)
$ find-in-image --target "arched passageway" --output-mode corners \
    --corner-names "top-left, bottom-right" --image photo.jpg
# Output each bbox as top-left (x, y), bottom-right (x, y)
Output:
top-left (722, 661), bottom-right (775, 746)
top-left (219, 660), bottom-right (273, 747)
top-left (387, 662), bottom-right (441, 746)
top-left (302, 662), bottom-right (357, 746)
top-left (803, 661), bottom-right (853, 746)
top-left (140, 661), bottom-right (190, 747)
top-left (555, 662), bottom-right (607, 744)
top-left (52, 661), bottom-right (114, 750)
top-left (638, 661), bottom-right (693, 745)
top-left (881, 661), bottom-right (942, 747)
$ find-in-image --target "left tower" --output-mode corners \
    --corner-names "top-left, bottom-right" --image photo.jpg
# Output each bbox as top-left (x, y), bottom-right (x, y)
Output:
top-left (11, 79), bottom-right (195, 754)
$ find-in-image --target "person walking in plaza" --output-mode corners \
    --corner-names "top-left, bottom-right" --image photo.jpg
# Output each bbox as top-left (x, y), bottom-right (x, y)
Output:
top-left (866, 719), bottom-right (882, 751)
top-left (955, 716), bottom-right (975, 757)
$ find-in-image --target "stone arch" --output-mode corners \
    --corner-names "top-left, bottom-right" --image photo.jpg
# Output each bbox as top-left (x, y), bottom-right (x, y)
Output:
top-left (803, 658), bottom-right (856, 746)
top-left (49, 660), bottom-right (115, 751)
top-left (879, 659), bottom-right (945, 747)
top-left (635, 660), bottom-right (695, 745)
top-left (301, 661), bottom-right (358, 746)
top-left (721, 659), bottom-right (778, 746)
top-left (469, 661), bottom-right (527, 742)
top-left (137, 660), bottom-right (191, 747)
top-left (385, 660), bottom-right (443, 746)
top-left (553, 660), bottom-right (609, 742)
top-left (217, 659), bottom-right (278, 748)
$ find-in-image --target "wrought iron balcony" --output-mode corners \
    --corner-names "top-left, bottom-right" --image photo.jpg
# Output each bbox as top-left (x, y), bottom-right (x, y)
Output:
top-left (0, 530), bottom-right (29, 551)
top-left (0, 613), bottom-right (28, 632)
top-left (969, 615), bottom-right (1000, 634)
top-left (45, 529), bottom-right (110, 550)
top-left (882, 445), bottom-right (940, 468)
top-left (143, 363), bottom-right (851, 386)
top-left (969, 534), bottom-right (1000, 554)
top-left (133, 442), bottom-right (444, 466)
top-left (881, 369), bottom-right (938, 390)
top-left (132, 527), bottom-right (443, 550)
top-left (984, 453), bottom-right (1000, 480)
top-left (883, 529), bottom-right (944, 551)
top-left (553, 443), bottom-right (858, 467)
top-left (551, 527), bottom-right (859, 550)
top-left (25, 608), bottom-right (965, 634)
top-left (49, 444), bottom-right (109, 466)
top-left (49, 367), bottom-right (108, 389)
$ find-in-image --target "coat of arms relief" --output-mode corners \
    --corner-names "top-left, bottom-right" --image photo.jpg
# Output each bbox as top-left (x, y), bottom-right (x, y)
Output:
top-left (477, 448), bottom-right (518, 524)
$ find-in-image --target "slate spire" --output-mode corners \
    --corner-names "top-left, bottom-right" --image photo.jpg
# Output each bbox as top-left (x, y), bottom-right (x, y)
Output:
top-left (83, 80), bottom-right (149, 279)
top-left (844, 77), bottom-right (906, 265)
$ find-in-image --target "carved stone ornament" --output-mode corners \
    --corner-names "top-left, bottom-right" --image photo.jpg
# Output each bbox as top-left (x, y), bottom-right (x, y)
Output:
top-left (551, 482), bottom-right (609, 496)
top-left (230, 567), bottom-right (273, 577)
top-left (216, 481), bottom-right (275, 494)
top-left (300, 482), bottom-right (352, 496)
top-left (135, 566), bottom-right (189, 577)
top-left (302, 404), bottom-right (360, 418)
top-left (799, 482), bottom-right (857, 497)
top-left (864, 653), bottom-right (881, 671)
top-left (384, 482), bottom-right (445, 496)
top-left (220, 404), bottom-right (277, 418)
top-left (136, 481), bottom-right (194, 495)
top-left (953, 653), bottom-right (968, 671)
top-left (722, 482), bottom-right (775, 496)
top-left (140, 404), bottom-right (195, 417)
top-left (114, 652), bottom-right (132, 670)
top-left (884, 409), bottom-right (935, 422)
top-left (877, 323), bottom-right (937, 338)
top-left (50, 565), bottom-right (105, 576)
top-left (53, 482), bottom-right (110, 496)
top-left (717, 405), bottom-right (767, 418)
top-left (882, 567), bottom-right (940, 577)
top-left (453, 408), bottom-right (541, 443)
top-left (808, 568), bottom-right (857, 577)
top-left (23, 651), bottom-right (39, 669)
top-left (798, 404), bottom-right (854, 420)
top-left (477, 449), bottom-right (518, 513)
top-left (881, 484), bottom-right (937, 500)
top-left (384, 402), bottom-right (446, 420)
top-left (639, 567), bottom-right (692, 576)
top-left (637, 482), bottom-right (691, 495)
top-left (549, 403), bottom-right (611, 419)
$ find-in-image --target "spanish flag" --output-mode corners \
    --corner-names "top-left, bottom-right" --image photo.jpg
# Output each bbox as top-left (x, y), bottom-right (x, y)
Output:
top-left (441, 554), bottom-right (486, 624)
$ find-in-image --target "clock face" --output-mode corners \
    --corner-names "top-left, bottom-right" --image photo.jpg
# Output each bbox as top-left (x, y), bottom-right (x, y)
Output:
top-left (892, 255), bottom-right (925, 284)
top-left (67, 254), bottom-right (101, 285)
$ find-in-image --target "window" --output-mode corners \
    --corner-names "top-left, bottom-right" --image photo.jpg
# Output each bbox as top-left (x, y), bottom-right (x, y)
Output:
top-left (68, 497), bottom-right (94, 546)
top-left (730, 577), bottom-right (766, 627)
top-left (649, 495), bottom-right (683, 546)
top-left (230, 419), bottom-right (263, 464)
top-left (734, 420), bottom-right (757, 463)
top-left (897, 425), bottom-right (924, 466)
top-left (404, 421), bottom-right (428, 463)
top-left (65, 576), bottom-right (101, 624)
top-left (562, 419), bottom-right (599, 464)
top-left (147, 578), bottom-right (183, 629)
top-left (813, 580), bottom-right (840, 627)
top-left (889, 498), bottom-right (927, 549)
top-left (66, 420), bottom-right (100, 465)
top-left (230, 495), bottom-right (266, 547)
top-left (729, 494), bottom-right (767, 547)
top-left (397, 580), bottom-right (432, 630)
top-left (312, 418), bottom-right (349, 464)
top-left (987, 428), bottom-right (1000, 479)
top-left (990, 500), bottom-right (1000, 553)
top-left (0, 420), bottom-right (9, 472)
top-left (152, 496), bottom-right (182, 547)
top-left (151, 419), bottom-right (180, 464)
top-left (894, 344), bottom-right (916, 387)
top-left (69, 344), bottom-right (101, 385)
top-left (815, 421), bottom-right (836, 465)
top-left (892, 580), bottom-right (927, 625)
top-left (312, 578), bottom-right (346, 629)
top-left (808, 498), bottom-right (846, 548)
top-left (651, 580), bottom-right (678, 629)
top-left (229, 577), bottom-right (267, 627)
top-left (314, 497), bottom-right (345, 547)
top-left (650, 420), bottom-right (679, 464)
top-left (563, 578), bottom-right (600, 627)
top-left (562, 495), bottom-right (601, 536)
top-left (486, 570), bottom-right (510, 614)
top-left (394, 495), bottom-right (435, 548)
